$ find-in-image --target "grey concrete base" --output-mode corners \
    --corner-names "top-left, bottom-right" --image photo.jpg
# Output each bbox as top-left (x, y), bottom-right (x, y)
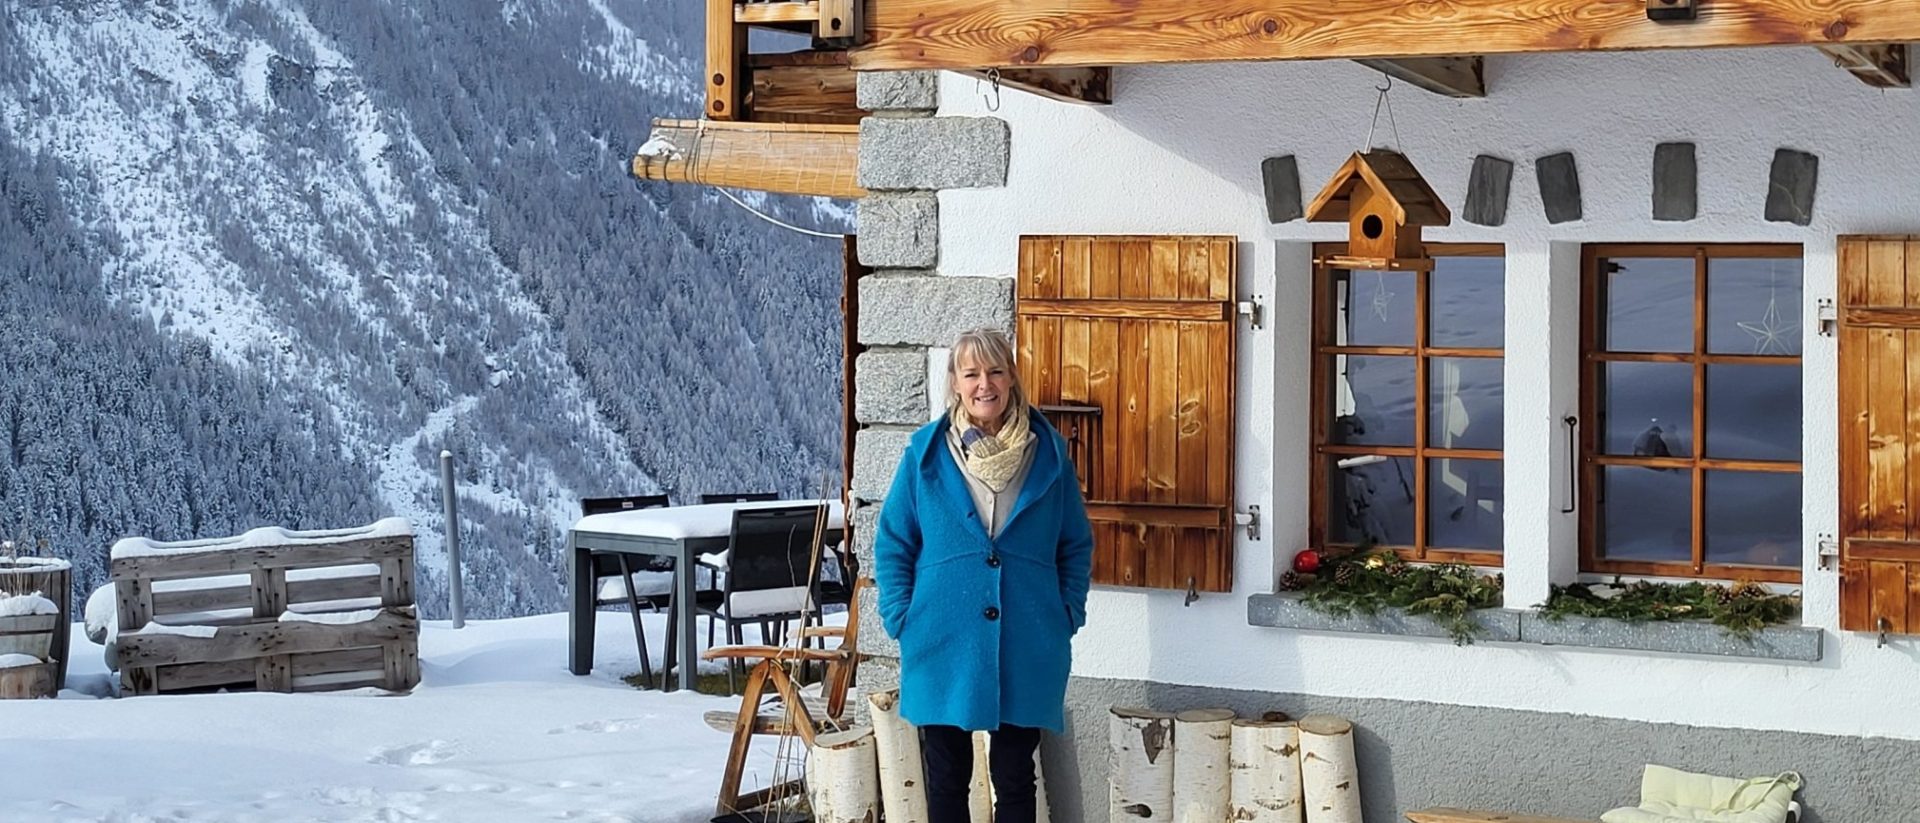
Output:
top-left (1046, 676), bottom-right (1912, 823)
top-left (1248, 592), bottom-right (1822, 662)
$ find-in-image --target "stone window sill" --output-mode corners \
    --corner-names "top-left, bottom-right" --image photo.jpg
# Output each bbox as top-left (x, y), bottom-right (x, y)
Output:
top-left (1246, 592), bottom-right (1823, 662)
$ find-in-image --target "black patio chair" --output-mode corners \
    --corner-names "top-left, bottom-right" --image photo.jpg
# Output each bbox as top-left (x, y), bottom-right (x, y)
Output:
top-left (698, 492), bottom-right (780, 504)
top-left (580, 494), bottom-right (670, 685)
top-left (666, 504), bottom-right (828, 694)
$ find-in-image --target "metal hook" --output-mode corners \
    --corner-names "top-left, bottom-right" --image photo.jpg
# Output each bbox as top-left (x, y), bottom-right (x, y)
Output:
top-left (1879, 616), bottom-right (1892, 648)
top-left (1184, 576), bottom-right (1200, 607)
top-left (1376, 73), bottom-right (1393, 93)
top-left (977, 68), bottom-right (1002, 113)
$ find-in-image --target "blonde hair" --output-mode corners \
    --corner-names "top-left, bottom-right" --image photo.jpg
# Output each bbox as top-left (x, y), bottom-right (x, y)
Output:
top-left (946, 328), bottom-right (1030, 426)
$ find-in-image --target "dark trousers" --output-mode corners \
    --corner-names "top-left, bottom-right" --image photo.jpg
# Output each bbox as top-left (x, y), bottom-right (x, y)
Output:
top-left (921, 724), bottom-right (1043, 823)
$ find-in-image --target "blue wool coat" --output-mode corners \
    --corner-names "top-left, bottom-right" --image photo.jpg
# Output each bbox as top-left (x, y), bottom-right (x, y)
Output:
top-left (873, 410), bottom-right (1095, 734)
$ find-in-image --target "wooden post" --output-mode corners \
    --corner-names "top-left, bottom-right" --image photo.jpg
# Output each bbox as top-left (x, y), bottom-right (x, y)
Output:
top-left (705, 0), bottom-right (745, 119)
top-left (1109, 708), bottom-right (1175, 823)
top-left (869, 690), bottom-right (929, 823)
top-left (1173, 709), bottom-right (1235, 823)
top-left (1297, 715), bottom-right (1361, 823)
top-left (1229, 718), bottom-right (1303, 823)
top-left (809, 726), bottom-right (881, 823)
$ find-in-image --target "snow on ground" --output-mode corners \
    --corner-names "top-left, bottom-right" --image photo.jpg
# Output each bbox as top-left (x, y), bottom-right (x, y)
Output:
top-left (6, 609), bottom-right (834, 822)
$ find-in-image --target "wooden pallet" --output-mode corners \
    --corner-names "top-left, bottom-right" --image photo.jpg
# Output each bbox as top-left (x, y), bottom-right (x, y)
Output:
top-left (111, 525), bottom-right (419, 696)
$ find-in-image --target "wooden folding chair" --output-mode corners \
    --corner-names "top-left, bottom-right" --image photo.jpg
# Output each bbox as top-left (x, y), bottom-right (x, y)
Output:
top-left (701, 576), bottom-right (868, 817)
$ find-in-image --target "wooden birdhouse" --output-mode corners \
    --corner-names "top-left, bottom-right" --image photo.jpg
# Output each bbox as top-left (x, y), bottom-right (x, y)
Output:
top-left (1306, 150), bottom-right (1451, 271)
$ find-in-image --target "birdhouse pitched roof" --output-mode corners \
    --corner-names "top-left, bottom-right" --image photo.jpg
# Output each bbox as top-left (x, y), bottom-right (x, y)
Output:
top-left (1304, 150), bottom-right (1452, 227)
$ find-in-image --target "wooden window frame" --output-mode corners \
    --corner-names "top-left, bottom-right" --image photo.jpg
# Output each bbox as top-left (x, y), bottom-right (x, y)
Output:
top-left (1578, 243), bottom-right (1804, 584)
top-left (1309, 242), bottom-right (1506, 568)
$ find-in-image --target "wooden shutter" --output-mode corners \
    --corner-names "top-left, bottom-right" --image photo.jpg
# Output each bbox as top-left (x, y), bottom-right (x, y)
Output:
top-left (1015, 235), bottom-right (1238, 593)
top-left (1839, 235), bottom-right (1920, 634)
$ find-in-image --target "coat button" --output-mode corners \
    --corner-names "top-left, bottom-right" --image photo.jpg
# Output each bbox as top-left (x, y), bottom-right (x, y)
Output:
top-left (983, 607), bottom-right (1000, 621)
top-left (986, 555), bottom-right (1001, 568)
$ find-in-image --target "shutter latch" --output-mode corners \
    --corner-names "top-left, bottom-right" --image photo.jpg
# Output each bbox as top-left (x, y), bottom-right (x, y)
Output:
top-left (1237, 295), bottom-right (1264, 330)
top-left (1817, 533), bottom-right (1838, 571)
top-left (1234, 505), bottom-right (1261, 541)
top-left (1817, 298), bottom-right (1836, 337)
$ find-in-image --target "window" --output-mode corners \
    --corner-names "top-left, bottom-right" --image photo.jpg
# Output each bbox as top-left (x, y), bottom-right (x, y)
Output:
top-left (1580, 245), bottom-right (1803, 582)
top-left (1310, 244), bottom-right (1505, 566)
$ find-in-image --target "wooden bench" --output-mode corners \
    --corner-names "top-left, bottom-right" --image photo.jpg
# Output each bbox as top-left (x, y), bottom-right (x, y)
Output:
top-left (1408, 809), bottom-right (1597, 823)
top-left (109, 519), bottom-right (420, 696)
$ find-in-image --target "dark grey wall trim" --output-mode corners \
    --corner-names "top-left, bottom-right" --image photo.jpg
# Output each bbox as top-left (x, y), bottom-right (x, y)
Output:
top-left (1043, 676), bottom-right (1911, 823)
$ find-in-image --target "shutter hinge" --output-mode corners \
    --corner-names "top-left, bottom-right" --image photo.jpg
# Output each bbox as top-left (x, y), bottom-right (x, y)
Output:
top-left (1237, 295), bottom-right (1264, 330)
top-left (1817, 533), bottom-right (1839, 571)
top-left (1817, 298), bottom-right (1836, 337)
top-left (1233, 505), bottom-right (1261, 541)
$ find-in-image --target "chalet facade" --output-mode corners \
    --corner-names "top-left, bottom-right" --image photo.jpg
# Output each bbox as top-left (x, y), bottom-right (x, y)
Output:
top-left (637, 3), bottom-right (1920, 819)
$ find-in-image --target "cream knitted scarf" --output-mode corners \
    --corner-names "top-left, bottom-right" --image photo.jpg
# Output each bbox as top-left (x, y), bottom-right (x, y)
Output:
top-left (952, 405), bottom-right (1033, 493)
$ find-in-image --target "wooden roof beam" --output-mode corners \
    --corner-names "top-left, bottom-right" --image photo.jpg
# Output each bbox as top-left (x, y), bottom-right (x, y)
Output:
top-left (847, 0), bottom-right (1920, 71)
top-left (1354, 57), bottom-right (1486, 99)
top-left (631, 118), bottom-right (864, 199)
top-left (1817, 43), bottom-right (1909, 88)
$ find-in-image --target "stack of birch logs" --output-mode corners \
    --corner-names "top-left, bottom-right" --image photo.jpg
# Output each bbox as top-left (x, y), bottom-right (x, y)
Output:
top-left (810, 689), bottom-right (1054, 823)
top-left (1111, 707), bottom-right (1361, 823)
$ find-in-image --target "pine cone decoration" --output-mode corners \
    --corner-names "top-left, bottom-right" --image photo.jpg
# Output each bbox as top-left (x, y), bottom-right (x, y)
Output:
top-left (1334, 563), bottom-right (1358, 586)
top-left (1387, 563), bottom-right (1409, 578)
top-left (1279, 571), bottom-right (1303, 591)
top-left (1715, 587), bottom-right (1736, 606)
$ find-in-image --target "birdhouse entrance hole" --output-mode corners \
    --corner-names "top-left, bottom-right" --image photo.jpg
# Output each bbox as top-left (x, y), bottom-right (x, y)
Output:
top-left (1361, 214), bottom-right (1384, 240)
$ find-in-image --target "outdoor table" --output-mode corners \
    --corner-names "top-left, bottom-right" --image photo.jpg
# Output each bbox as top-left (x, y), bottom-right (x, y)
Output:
top-left (567, 498), bottom-right (846, 691)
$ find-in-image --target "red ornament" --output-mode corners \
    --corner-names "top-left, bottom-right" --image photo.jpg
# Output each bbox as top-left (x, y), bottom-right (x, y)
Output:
top-left (1292, 549), bottom-right (1322, 574)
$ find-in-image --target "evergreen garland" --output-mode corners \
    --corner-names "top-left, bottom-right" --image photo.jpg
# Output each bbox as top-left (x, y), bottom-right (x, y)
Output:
top-left (1536, 578), bottom-right (1799, 640)
top-left (1281, 550), bottom-right (1503, 645)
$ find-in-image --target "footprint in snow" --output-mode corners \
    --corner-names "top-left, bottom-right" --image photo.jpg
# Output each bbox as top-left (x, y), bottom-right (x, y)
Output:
top-left (547, 718), bottom-right (648, 735)
top-left (367, 739), bottom-right (461, 766)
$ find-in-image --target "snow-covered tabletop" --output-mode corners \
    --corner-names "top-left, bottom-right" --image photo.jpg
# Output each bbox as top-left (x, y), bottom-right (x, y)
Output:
top-left (569, 499), bottom-right (844, 543)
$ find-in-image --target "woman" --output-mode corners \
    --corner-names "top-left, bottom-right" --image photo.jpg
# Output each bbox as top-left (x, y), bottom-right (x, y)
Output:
top-left (873, 328), bottom-right (1094, 823)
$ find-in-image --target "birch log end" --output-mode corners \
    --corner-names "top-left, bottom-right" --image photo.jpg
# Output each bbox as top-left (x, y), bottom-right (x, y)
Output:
top-left (809, 726), bottom-right (881, 823)
top-left (1229, 719), bottom-right (1303, 823)
top-left (1296, 715), bottom-right (1360, 823)
top-left (868, 690), bottom-right (929, 823)
top-left (1173, 709), bottom-right (1235, 823)
top-left (970, 730), bottom-right (993, 823)
top-left (1109, 707), bottom-right (1176, 823)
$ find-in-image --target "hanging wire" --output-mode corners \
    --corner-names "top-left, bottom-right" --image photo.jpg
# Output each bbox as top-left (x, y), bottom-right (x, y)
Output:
top-left (715, 187), bottom-right (844, 239)
top-left (1363, 72), bottom-right (1402, 152)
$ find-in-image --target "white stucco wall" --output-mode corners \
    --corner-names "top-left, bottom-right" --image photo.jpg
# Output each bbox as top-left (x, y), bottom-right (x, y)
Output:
top-left (932, 48), bottom-right (1920, 741)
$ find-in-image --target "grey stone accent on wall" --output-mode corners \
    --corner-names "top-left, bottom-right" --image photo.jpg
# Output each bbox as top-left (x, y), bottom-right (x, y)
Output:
top-left (1653, 142), bottom-right (1698, 221)
top-left (1247, 592), bottom-right (1521, 643)
top-left (1464, 154), bottom-right (1513, 227)
top-left (1046, 676), bottom-right (1909, 823)
top-left (855, 582), bottom-right (898, 659)
top-left (1766, 148), bottom-right (1819, 226)
top-left (860, 117), bottom-right (1011, 191)
top-left (1260, 155), bottom-right (1302, 223)
top-left (1536, 151), bottom-right (1583, 224)
top-left (858, 274), bottom-right (1014, 347)
top-left (854, 348), bottom-right (929, 425)
top-left (851, 656), bottom-right (901, 726)
top-left (856, 193), bottom-right (940, 269)
top-left (851, 426), bottom-right (916, 501)
top-left (851, 503), bottom-right (880, 574)
top-left (856, 70), bottom-right (938, 113)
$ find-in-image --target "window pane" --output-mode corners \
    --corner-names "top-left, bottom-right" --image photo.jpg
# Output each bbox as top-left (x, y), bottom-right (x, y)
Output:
top-left (1706, 364), bottom-right (1802, 462)
top-left (1705, 471), bottom-right (1801, 568)
top-left (1332, 270), bottom-right (1416, 346)
top-left (1430, 357), bottom-right (1504, 451)
top-left (1602, 362), bottom-right (1693, 457)
top-left (1328, 456), bottom-right (1416, 548)
top-left (1329, 355), bottom-right (1415, 446)
top-left (1429, 458), bottom-right (1502, 552)
top-left (1430, 256), bottom-right (1505, 348)
top-left (1604, 257), bottom-right (1695, 353)
top-left (1600, 465), bottom-right (1691, 563)
top-left (1708, 257), bottom-right (1802, 356)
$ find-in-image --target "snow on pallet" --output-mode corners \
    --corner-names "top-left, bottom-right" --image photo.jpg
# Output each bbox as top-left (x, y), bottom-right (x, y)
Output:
top-left (109, 518), bottom-right (420, 696)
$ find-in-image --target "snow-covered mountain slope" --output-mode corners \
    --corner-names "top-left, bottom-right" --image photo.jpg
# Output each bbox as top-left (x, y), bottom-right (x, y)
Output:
top-left (0, 0), bottom-right (850, 617)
